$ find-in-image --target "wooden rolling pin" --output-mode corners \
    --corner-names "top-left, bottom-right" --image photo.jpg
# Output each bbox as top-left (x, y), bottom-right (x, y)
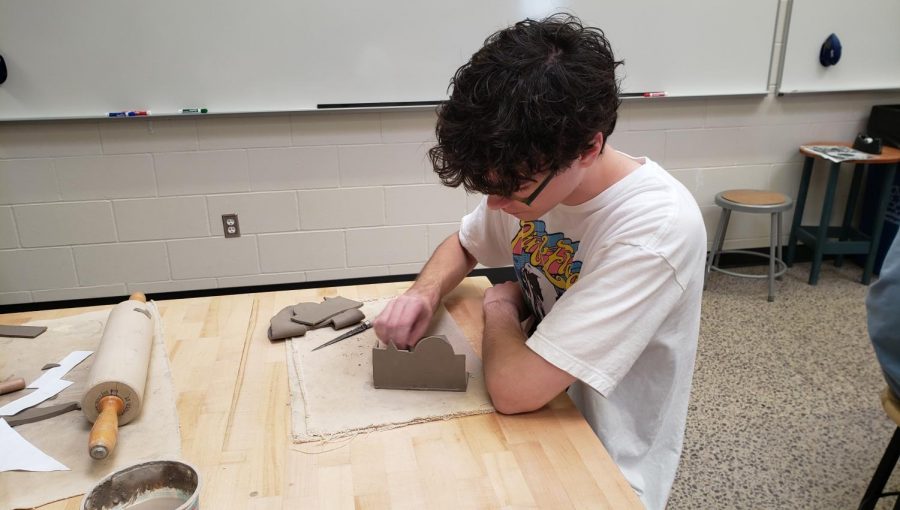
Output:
top-left (81, 292), bottom-right (154, 460)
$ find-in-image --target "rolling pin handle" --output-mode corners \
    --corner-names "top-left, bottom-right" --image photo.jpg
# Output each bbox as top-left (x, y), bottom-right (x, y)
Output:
top-left (88, 395), bottom-right (125, 460)
top-left (0, 377), bottom-right (26, 396)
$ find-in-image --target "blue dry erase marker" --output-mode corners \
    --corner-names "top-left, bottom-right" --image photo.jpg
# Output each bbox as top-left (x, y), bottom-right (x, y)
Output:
top-left (180, 108), bottom-right (208, 114)
top-left (108, 111), bottom-right (127, 117)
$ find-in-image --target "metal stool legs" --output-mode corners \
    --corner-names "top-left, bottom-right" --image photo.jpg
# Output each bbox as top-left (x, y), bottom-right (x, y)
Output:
top-left (704, 208), bottom-right (730, 290)
top-left (769, 212), bottom-right (777, 301)
top-left (858, 427), bottom-right (900, 510)
top-left (705, 209), bottom-right (787, 301)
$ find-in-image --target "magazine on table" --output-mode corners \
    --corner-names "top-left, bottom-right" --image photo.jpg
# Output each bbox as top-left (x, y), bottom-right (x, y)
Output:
top-left (801, 145), bottom-right (874, 163)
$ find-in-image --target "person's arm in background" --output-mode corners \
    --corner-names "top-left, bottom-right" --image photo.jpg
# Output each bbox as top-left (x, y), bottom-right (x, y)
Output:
top-left (868, 234), bottom-right (900, 396)
top-left (373, 232), bottom-right (477, 349)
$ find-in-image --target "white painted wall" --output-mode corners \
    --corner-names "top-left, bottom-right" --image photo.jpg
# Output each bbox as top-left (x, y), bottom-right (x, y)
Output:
top-left (2, 0), bottom-right (900, 304)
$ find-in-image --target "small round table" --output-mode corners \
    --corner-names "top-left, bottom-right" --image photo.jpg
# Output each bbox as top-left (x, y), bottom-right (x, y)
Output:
top-left (786, 142), bottom-right (900, 285)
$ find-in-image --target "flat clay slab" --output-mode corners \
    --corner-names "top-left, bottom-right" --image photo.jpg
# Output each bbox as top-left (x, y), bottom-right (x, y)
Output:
top-left (268, 306), bottom-right (309, 341)
top-left (0, 325), bottom-right (48, 338)
top-left (372, 335), bottom-right (468, 392)
top-left (6, 401), bottom-right (81, 427)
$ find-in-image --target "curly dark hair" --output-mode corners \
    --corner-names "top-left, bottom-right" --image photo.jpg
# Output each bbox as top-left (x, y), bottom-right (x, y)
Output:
top-left (429, 14), bottom-right (624, 197)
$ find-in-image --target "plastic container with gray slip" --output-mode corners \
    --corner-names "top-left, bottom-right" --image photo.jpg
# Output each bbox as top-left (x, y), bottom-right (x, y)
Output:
top-left (80, 460), bottom-right (199, 510)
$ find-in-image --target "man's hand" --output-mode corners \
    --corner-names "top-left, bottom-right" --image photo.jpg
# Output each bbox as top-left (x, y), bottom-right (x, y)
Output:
top-left (373, 290), bottom-right (436, 350)
top-left (373, 231), bottom-right (476, 349)
top-left (483, 281), bottom-right (527, 320)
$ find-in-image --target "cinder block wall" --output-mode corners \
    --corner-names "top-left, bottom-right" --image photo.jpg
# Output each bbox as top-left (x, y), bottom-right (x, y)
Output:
top-left (2, 0), bottom-right (900, 304)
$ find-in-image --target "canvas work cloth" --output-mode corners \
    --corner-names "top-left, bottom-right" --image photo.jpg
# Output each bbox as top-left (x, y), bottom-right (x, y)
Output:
top-left (287, 297), bottom-right (494, 443)
top-left (0, 303), bottom-right (182, 509)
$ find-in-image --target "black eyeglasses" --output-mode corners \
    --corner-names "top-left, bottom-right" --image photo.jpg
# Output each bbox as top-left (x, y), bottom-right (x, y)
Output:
top-left (510, 172), bottom-right (554, 206)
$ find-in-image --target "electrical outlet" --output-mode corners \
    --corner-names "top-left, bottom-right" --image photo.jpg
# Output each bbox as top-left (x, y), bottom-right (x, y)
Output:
top-left (222, 214), bottom-right (240, 238)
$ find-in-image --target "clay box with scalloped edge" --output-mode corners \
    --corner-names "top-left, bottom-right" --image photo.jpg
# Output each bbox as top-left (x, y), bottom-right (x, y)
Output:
top-left (372, 335), bottom-right (468, 391)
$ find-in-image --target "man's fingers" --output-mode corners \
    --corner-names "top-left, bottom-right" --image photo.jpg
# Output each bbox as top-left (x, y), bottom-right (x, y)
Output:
top-left (372, 294), bottom-right (434, 350)
top-left (372, 301), bottom-right (397, 341)
top-left (389, 299), bottom-right (417, 348)
top-left (375, 299), bottom-right (415, 348)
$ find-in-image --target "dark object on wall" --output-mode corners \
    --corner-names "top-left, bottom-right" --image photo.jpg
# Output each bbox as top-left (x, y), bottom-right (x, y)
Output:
top-left (0, 55), bottom-right (6, 84)
top-left (819, 33), bottom-right (842, 66)
top-left (854, 133), bottom-right (884, 154)
top-left (868, 105), bottom-right (900, 149)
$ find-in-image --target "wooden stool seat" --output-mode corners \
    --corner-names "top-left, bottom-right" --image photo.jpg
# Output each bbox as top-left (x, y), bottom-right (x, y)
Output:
top-left (721, 190), bottom-right (790, 207)
top-left (882, 388), bottom-right (900, 427)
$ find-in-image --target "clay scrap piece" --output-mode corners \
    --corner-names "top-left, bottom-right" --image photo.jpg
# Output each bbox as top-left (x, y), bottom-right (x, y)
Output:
top-left (6, 401), bottom-right (81, 427)
top-left (373, 335), bottom-right (468, 392)
top-left (326, 308), bottom-right (365, 329)
top-left (291, 296), bottom-right (363, 327)
top-left (0, 325), bottom-right (48, 339)
top-left (268, 306), bottom-right (310, 341)
top-left (269, 298), bottom-right (366, 342)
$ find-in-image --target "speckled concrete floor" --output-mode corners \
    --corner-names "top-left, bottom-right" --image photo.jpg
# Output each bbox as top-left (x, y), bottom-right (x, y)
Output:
top-left (667, 262), bottom-right (899, 510)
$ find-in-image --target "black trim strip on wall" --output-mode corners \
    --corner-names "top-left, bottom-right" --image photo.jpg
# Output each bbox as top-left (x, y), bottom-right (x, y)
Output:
top-left (0, 268), bottom-right (515, 314)
top-left (317, 101), bottom-right (444, 109)
top-left (0, 246), bottom-right (823, 314)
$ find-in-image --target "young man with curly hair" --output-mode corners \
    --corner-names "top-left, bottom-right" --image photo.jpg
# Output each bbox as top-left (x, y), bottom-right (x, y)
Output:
top-left (373, 15), bottom-right (706, 509)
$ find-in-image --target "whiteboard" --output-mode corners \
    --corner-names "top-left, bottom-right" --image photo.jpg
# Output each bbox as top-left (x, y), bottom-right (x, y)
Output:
top-left (0, 0), bottom-right (778, 121)
top-left (778, 0), bottom-right (900, 94)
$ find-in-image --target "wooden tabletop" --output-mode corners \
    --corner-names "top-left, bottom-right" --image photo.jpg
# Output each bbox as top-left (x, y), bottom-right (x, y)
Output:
top-left (800, 141), bottom-right (900, 164)
top-left (3, 277), bottom-right (641, 509)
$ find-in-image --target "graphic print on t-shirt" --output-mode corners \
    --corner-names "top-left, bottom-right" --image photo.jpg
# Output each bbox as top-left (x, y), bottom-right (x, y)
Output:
top-left (510, 220), bottom-right (582, 320)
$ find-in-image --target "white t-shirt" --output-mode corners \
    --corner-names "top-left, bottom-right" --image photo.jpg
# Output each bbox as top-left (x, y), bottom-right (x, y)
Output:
top-left (458, 155), bottom-right (706, 510)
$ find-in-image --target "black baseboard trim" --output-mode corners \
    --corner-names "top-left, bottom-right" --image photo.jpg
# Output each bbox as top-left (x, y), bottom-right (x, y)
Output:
top-left (0, 267), bottom-right (519, 314)
top-left (713, 245), bottom-right (821, 268)
top-left (0, 245), bottom-right (857, 314)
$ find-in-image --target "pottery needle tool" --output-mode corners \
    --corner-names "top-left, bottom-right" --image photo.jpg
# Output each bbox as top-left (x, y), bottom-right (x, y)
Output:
top-left (312, 320), bottom-right (372, 352)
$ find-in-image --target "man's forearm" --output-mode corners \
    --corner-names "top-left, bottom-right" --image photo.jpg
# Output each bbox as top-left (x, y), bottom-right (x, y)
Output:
top-left (482, 301), bottom-right (535, 413)
top-left (410, 232), bottom-right (477, 310)
top-left (482, 299), bottom-right (576, 414)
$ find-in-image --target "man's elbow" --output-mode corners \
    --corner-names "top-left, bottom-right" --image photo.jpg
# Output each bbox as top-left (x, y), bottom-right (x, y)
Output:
top-left (492, 397), bottom-right (540, 415)
top-left (486, 377), bottom-right (544, 415)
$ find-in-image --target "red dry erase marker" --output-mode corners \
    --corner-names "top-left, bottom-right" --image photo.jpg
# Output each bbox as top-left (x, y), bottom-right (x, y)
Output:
top-left (126, 110), bottom-right (150, 116)
top-left (643, 92), bottom-right (666, 98)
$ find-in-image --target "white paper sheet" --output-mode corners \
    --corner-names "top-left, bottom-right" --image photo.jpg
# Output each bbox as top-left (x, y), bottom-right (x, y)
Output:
top-left (0, 378), bottom-right (73, 416)
top-left (27, 350), bottom-right (92, 389)
top-left (0, 419), bottom-right (68, 472)
top-left (0, 350), bottom-right (91, 416)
